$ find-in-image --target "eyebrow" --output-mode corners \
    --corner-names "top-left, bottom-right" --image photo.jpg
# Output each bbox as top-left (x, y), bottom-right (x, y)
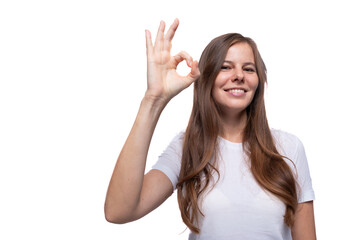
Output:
top-left (224, 60), bottom-right (256, 67)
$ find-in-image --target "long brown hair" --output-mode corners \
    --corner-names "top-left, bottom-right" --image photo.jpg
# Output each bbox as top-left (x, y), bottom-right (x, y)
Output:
top-left (177, 33), bottom-right (298, 233)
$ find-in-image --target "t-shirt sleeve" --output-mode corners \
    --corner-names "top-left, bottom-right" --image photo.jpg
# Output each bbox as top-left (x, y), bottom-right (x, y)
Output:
top-left (292, 137), bottom-right (315, 203)
top-left (152, 132), bottom-right (184, 191)
top-left (273, 129), bottom-right (315, 203)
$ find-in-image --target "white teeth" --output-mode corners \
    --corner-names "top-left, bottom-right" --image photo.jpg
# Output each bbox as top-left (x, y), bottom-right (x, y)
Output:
top-left (228, 89), bottom-right (245, 93)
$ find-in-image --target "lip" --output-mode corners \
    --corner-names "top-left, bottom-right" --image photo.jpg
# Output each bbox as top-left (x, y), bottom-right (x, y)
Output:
top-left (224, 87), bottom-right (247, 97)
top-left (224, 87), bottom-right (248, 92)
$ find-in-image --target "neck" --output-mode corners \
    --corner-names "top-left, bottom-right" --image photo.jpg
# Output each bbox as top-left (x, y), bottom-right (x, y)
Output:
top-left (219, 110), bottom-right (247, 143)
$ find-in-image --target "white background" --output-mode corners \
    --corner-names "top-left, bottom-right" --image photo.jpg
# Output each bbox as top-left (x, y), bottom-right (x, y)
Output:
top-left (1, 0), bottom-right (359, 239)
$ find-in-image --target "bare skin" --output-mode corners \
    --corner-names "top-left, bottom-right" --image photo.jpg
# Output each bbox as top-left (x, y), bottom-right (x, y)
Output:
top-left (104, 19), bottom-right (199, 223)
top-left (104, 19), bottom-right (316, 239)
top-left (292, 201), bottom-right (317, 240)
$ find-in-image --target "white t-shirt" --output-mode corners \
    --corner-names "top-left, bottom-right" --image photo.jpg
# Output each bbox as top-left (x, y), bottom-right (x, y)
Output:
top-left (152, 129), bottom-right (315, 240)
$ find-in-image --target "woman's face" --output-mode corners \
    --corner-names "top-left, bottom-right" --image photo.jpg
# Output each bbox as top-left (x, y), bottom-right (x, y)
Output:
top-left (212, 42), bottom-right (259, 116)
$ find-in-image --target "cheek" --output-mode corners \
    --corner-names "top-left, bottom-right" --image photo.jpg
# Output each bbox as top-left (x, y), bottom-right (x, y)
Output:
top-left (211, 86), bottom-right (220, 102)
top-left (246, 77), bottom-right (259, 102)
top-left (213, 78), bottom-right (223, 88)
top-left (214, 72), bottom-right (232, 87)
top-left (250, 77), bottom-right (259, 91)
top-left (211, 82), bottom-right (224, 104)
top-left (212, 77), bottom-right (224, 95)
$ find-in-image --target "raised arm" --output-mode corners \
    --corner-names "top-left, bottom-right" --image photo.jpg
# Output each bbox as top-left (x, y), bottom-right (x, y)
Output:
top-left (104, 19), bottom-right (200, 224)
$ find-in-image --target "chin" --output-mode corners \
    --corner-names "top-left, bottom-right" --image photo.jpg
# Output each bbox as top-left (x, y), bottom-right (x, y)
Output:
top-left (219, 105), bottom-right (248, 115)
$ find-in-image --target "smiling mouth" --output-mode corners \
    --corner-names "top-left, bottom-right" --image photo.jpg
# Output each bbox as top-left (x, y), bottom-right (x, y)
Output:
top-left (225, 89), bottom-right (246, 93)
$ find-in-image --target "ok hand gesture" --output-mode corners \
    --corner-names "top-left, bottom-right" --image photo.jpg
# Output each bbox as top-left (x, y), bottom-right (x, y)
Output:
top-left (145, 19), bottom-right (200, 104)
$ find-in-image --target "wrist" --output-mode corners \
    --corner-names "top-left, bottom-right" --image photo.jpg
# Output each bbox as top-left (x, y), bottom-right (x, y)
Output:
top-left (143, 92), bottom-right (169, 109)
top-left (140, 94), bottom-right (168, 117)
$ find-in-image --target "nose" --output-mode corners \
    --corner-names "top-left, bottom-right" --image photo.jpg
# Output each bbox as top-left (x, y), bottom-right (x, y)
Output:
top-left (231, 68), bottom-right (244, 82)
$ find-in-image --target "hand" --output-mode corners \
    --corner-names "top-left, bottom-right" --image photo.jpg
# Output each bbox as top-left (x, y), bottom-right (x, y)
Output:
top-left (145, 19), bottom-right (200, 103)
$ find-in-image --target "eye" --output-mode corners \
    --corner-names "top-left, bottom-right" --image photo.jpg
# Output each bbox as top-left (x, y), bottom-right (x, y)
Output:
top-left (221, 65), bottom-right (231, 70)
top-left (244, 67), bottom-right (256, 72)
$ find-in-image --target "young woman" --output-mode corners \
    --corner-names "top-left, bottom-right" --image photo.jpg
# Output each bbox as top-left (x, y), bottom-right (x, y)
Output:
top-left (104, 19), bottom-right (316, 240)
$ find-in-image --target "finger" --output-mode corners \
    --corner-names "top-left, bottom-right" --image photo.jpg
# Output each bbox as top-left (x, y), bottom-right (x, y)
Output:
top-left (145, 30), bottom-right (153, 56)
top-left (165, 18), bottom-right (179, 42)
top-left (164, 19), bottom-right (179, 50)
top-left (187, 60), bottom-right (200, 83)
top-left (154, 20), bottom-right (165, 50)
top-left (181, 60), bottom-right (200, 87)
top-left (172, 51), bottom-right (193, 68)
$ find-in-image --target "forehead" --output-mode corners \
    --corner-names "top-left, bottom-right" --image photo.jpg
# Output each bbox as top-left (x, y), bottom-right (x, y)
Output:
top-left (225, 42), bottom-right (255, 62)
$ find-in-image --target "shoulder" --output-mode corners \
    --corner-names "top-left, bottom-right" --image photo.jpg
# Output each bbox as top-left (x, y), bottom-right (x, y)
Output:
top-left (169, 131), bottom-right (185, 147)
top-left (174, 130), bottom-right (185, 141)
top-left (153, 131), bottom-right (185, 191)
top-left (160, 131), bottom-right (185, 156)
top-left (270, 128), bottom-right (304, 159)
top-left (271, 128), bottom-right (302, 145)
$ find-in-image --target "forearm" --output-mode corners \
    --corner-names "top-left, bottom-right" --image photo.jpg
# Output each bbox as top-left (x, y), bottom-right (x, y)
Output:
top-left (105, 95), bottom-right (167, 222)
top-left (105, 19), bottom-right (198, 223)
top-left (291, 201), bottom-right (316, 240)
